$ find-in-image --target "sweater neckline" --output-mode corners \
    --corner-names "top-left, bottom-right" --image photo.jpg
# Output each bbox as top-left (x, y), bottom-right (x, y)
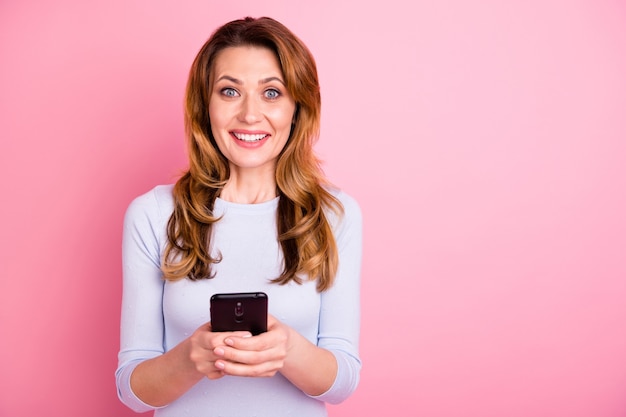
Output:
top-left (214, 196), bottom-right (279, 214)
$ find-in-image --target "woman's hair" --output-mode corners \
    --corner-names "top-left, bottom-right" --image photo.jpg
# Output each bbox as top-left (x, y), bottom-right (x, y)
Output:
top-left (162, 16), bottom-right (343, 292)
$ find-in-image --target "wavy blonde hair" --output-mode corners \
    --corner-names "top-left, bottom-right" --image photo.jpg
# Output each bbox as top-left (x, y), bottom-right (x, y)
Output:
top-left (162, 17), bottom-right (343, 292)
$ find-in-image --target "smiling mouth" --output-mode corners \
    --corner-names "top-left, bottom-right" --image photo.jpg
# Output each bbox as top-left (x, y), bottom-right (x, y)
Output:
top-left (233, 133), bottom-right (269, 142)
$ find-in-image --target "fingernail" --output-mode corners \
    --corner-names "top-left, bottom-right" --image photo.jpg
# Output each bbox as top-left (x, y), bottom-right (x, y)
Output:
top-left (214, 347), bottom-right (224, 356)
top-left (215, 361), bottom-right (225, 370)
top-left (225, 338), bottom-right (234, 346)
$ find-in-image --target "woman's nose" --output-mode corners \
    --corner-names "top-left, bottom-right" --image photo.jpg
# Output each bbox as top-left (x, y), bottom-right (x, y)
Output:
top-left (238, 95), bottom-right (262, 124)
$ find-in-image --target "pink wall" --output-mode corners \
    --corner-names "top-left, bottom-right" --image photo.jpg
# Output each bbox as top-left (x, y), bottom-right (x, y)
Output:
top-left (1, 1), bottom-right (625, 416)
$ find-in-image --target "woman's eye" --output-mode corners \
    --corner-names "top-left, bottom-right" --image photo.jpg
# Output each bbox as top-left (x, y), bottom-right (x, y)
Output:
top-left (264, 89), bottom-right (280, 100)
top-left (221, 88), bottom-right (239, 97)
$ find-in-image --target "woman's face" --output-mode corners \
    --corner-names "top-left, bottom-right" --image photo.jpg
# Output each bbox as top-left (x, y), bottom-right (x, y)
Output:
top-left (209, 46), bottom-right (296, 176)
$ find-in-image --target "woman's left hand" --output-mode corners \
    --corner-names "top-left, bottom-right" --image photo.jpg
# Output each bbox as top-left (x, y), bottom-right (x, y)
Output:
top-left (212, 314), bottom-right (292, 377)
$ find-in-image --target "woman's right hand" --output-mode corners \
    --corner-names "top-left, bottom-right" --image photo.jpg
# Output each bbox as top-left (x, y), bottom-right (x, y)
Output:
top-left (188, 322), bottom-right (252, 380)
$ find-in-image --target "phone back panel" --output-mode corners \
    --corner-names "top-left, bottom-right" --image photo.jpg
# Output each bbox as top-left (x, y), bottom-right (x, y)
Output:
top-left (210, 292), bottom-right (268, 335)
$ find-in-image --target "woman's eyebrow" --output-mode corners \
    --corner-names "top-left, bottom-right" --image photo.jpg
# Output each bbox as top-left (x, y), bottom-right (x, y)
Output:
top-left (259, 76), bottom-right (286, 86)
top-left (216, 75), bottom-right (242, 84)
top-left (215, 75), bottom-right (286, 86)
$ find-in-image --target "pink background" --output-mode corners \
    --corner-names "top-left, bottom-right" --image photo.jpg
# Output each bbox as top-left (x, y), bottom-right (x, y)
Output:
top-left (1, 1), bottom-right (625, 416)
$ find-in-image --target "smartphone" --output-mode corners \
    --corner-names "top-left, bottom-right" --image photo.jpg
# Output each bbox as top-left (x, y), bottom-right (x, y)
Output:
top-left (210, 292), bottom-right (268, 335)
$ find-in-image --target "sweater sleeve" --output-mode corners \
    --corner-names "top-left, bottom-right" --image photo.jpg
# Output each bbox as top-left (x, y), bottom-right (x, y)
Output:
top-left (310, 191), bottom-right (363, 404)
top-left (115, 188), bottom-right (169, 412)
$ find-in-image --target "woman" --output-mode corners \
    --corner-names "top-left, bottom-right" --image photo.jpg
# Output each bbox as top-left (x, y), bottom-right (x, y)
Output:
top-left (116, 16), bottom-right (362, 417)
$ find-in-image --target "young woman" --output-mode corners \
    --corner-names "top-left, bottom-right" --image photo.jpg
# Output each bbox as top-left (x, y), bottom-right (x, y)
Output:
top-left (116, 16), bottom-right (362, 417)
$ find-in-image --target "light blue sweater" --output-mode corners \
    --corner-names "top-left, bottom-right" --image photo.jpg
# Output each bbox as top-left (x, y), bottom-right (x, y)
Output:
top-left (116, 184), bottom-right (362, 416)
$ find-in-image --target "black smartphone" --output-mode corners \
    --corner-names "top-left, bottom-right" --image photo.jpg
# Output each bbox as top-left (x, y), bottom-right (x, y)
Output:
top-left (210, 292), bottom-right (268, 335)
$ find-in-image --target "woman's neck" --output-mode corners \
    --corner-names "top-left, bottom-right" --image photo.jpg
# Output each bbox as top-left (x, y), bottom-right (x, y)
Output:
top-left (219, 167), bottom-right (278, 204)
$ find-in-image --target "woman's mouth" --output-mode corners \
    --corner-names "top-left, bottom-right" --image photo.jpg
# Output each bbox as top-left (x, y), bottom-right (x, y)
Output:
top-left (232, 132), bottom-right (269, 142)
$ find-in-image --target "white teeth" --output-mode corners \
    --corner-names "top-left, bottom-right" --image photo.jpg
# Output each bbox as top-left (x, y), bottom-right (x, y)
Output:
top-left (233, 133), bottom-right (268, 142)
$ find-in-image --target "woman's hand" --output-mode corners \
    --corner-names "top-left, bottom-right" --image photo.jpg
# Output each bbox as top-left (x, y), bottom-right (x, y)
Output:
top-left (188, 322), bottom-right (254, 380)
top-left (129, 321), bottom-right (254, 406)
top-left (195, 315), bottom-right (336, 397)
top-left (211, 314), bottom-right (292, 377)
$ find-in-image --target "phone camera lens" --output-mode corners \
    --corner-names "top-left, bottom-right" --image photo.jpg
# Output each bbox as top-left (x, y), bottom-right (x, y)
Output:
top-left (235, 302), bottom-right (244, 317)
